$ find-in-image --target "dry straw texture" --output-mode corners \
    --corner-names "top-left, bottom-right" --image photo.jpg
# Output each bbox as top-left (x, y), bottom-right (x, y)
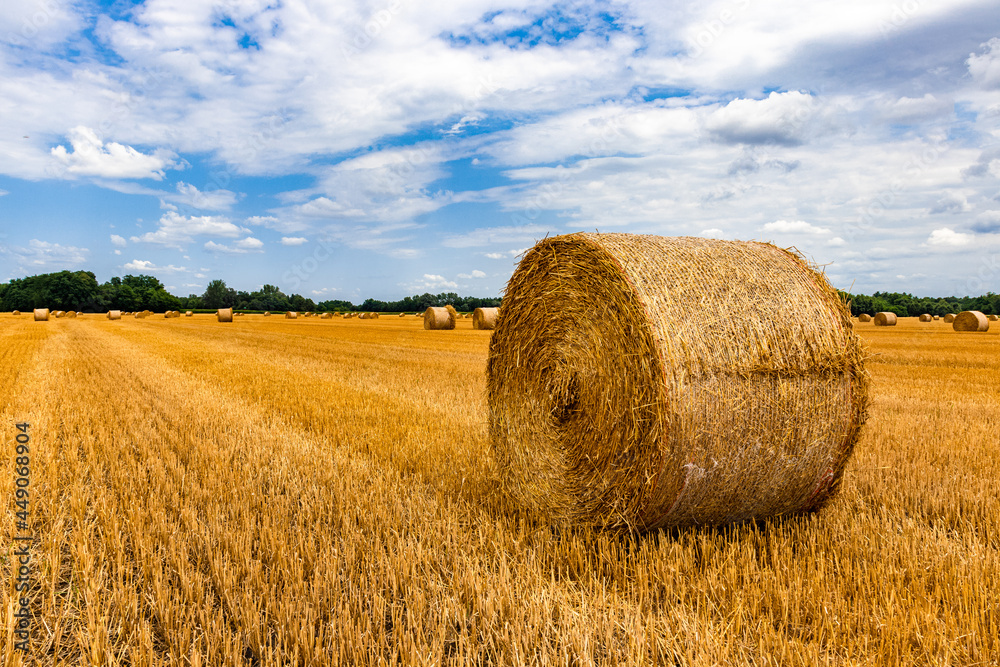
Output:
top-left (473, 307), bottom-right (499, 330)
top-left (874, 312), bottom-right (897, 327)
top-left (217, 308), bottom-right (234, 323)
top-left (918, 314), bottom-right (932, 322)
top-left (487, 233), bottom-right (869, 531)
top-left (858, 313), bottom-right (872, 322)
top-left (952, 310), bottom-right (989, 332)
top-left (286, 311), bottom-right (298, 319)
top-left (33, 308), bottom-right (49, 321)
top-left (424, 305), bottom-right (458, 330)
top-left (107, 310), bottom-right (122, 320)
top-left (944, 313), bottom-right (956, 323)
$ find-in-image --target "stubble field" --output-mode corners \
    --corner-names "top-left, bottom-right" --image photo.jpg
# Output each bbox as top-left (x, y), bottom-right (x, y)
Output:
top-left (1, 313), bottom-right (998, 666)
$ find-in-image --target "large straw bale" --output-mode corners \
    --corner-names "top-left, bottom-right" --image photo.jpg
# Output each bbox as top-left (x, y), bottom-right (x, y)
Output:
top-left (473, 307), bottom-right (499, 330)
top-left (918, 313), bottom-right (932, 322)
top-left (858, 313), bottom-right (872, 322)
top-left (944, 313), bottom-right (956, 323)
top-left (286, 311), bottom-right (298, 319)
top-left (107, 310), bottom-right (122, 320)
top-left (873, 312), bottom-right (897, 326)
top-left (424, 305), bottom-right (458, 330)
top-left (952, 310), bottom-right (989, 332)
top-left (217, 308), bottom-right (234, 322)
top-left (487, 233), bottom-right (869, 531)
top-left (33, 308), bottom-right (49, 321)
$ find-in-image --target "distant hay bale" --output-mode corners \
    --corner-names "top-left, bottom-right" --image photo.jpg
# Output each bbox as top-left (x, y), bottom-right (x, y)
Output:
top-left (12, 310), bottom-right (20, 316)
top-left (370, 312), bottom-right (379, 319)
top-left (953, 310), bottom-right (989, 332)
top-left (918, 313), bottom-right (932, 322)
top-left (286, 311), bottom-right (298, 319)
top-left (264, 311), bottom-right (271, 316)
top-left (933, 316), bottom-right (940, 320)
top-left (424, 305), bottom-right (458, 330)
top-left (107, 310), bottom-right (121, 320)
top-left (873, 312), bottom-right (897, 327)
top-left (33, 308), bottom-right (49, 321)
top-left (487, 233), bottom-right (869, 531)
top-left (858, 313), bottom-right (872, 322)
top-left (399, 312), bottom-right (406, 317)
top-left (304, 311), bottom-right (313, 317)
top-left (321, 312), bottom-right (332, 318)
top-left (54, 310), bottom-right (65, 318)
top-left (217, 307), bottom-right (234, 322)
top-left (333, 312), bottom-right (341, 317)
top-left (186, 311), bottom-right (193, 316)
top-left (473, 307), bottom-right (499, 330)
top-left (944, 313), bottom-right (956, 323)
top-left (66, 311), bottom-right (77, 318)
top-left (989, 314), bottom-right (998, 321)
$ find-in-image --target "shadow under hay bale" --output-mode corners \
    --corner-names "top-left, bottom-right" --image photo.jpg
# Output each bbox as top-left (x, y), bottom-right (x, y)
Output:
top-left (487, 233), bottom-right (869, 532)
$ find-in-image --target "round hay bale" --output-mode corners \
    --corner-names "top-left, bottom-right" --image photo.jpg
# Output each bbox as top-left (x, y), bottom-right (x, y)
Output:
top-left (264, 311), bottom-right (271, 316)
top-left (33, 308), bottom-right (50, 321)
top-left (988, 314), bottom-right (998, 321)
top-left (944, 313), bottom-right (956, 323)
top-left (933, 315), bottom-right (940, 320)
top-left (857, 313), bottom-right (872, 322)
top-left (12, 310), bottom-right (20, 316)
top-left (487, 233), bottom-right (869, 531)
top-left (873, 312), bottom-right (897, 326)
top-left (399, 312), bottom-right (406, 317)
top-left (952, 310), bottom-right (989, 332)
top-left (185, 311), bottom-right (193, 316)
top-left (304, 311), bottom-right (313, 317)
top-left (217, 308), bottom-right (234, 322)
top-left (321, 312), bottom-right (332, 319)
top-left (54, 310), bottom-right (65, 318)
top-left (473, 307), bottom-right (499, 330)
top-left (918, 313), bottom-right (932, 322)
top-left (107, 310), bottom-right (122, 320)
top-left (370, 312), bottom-right (380, 319)
top-left (285, 311), bottom-right (298, 319)
top-left (66, 311), bottom-right (77, 318)
top-left (423, 305), bottom-right (457, 330)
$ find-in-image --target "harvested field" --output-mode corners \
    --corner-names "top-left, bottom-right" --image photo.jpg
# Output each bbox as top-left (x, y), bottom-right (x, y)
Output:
top-left (0, 315), bottom-right (997, 665)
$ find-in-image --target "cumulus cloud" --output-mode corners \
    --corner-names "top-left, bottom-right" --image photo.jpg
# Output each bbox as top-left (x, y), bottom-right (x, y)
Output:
top-left (0, 239), bottom-right (88, 269)
top-left (131, 211), bottom-right (246, 249)
top-left (705, 92), bottom-right (817, 146)
top-left (926, 227), bottom-right (973, 247)
top-left (204, 237), bottom-right (264, 254)
top-left (405, 274), bottom-right (458, 290)
top-left (929, 192), bottom-right (971, 214)
top-left (457, 269), bottom-right (487, 279)
top-left (51, 127), bottom-right (175, 180)
top-left (967, 38), bottom-right (1000, 90)
top-left (168, 182), bottom-right (240, 211)
top-left (280, 236), bottom-right (308, 246)
top-left (122, 259), bottom-right (186, 273)
top-left (110, 234), bottom-right (127, 247)
top-left (971, 211), bottom-right (1000, 234)
top-left (443, 225), bottom-right (550, 248)
top-left (760, 220), bottom-right (830, 235)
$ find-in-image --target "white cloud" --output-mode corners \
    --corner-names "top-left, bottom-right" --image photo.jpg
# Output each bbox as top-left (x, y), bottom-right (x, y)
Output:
top-left (705, 92), bottom-right (817, 146)
top-left (827, 237), bottom-right (847, 247)
top-left (699, 228), bottom-right (725, 238)
top-left (457, 269), bottom-right (487, 279)
top-left (485, 248), bottom-right (529, 259)
top-left (0, 189), bottom-right (7, 196)
top-left (110, 234), bottom-right (127, 247)
top-left (51, 127), bottom-right (175, 180)
top-left (131, 211), bottom-right (246, 249)
top-left (235, 237), bottom-right (264, 250)
top-left (929, 192), bottom-right (971, 214)
top-left (122, 259), bottom-right (186, 273)
top-left (760, 220), bottom-right (830, 235)
top-left (0, 239), bottom-right (88, 269)
top-left (404, 274), bottom-right (458, 291)
top-left (168, 182), bottom-right (240, 211)
top-left (280, 236), bottom-right (309, 246)
top-left (926, 228), bottom-right (972, 247)
top-left (968, 38), bottom-right (1000, 90)
top-left (204, 238), bottom-right (263, 254)
top-left (443, 225), bottom-right (550, 248)
top-left (877, 94), bottom-right (952, 124)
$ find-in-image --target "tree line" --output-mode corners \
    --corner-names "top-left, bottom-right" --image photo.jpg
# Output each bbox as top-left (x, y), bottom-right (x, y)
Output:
top-left (0, 271), bottom-right (502, 313)
top-left (839, 290), bottom-right (999, 317)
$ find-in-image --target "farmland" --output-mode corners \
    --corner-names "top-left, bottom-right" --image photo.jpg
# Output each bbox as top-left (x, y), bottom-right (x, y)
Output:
top-left (1, 314), bottom-right (998, 666)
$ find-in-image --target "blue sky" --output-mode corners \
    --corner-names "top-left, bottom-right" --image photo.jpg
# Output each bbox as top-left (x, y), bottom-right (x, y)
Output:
top-left (1, 0), bottom-right (999, 300)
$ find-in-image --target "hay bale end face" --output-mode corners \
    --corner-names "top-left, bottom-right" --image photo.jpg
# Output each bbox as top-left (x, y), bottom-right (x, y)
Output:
top-left (107, 310), bottom-right (122, 320)
top-left (918, 314), bottom-right (932, 322)
top-left (33, 308), bottom-right (50, 321)
top-left (873, 312), bottom-right (897, 326)
top-left (216, 308), bottom-right (234, 322)
top-left (944, 313), bottom-right (956, 323)
top-left (858, 313), bottom-right (872, 322)
top-left (473, 307), bottom-right (499, 330)
top-left (487, 233), bottom-right (869, 532)
top-left (424, 305), bottom-right (458, 330)
top-left (953, 310), bottom-right (989, 332)
top-left (285, 311), bottom-right (298, 319)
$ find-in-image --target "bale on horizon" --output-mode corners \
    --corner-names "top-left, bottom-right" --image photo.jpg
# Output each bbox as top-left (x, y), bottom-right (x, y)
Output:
top-left (874, 312), bottom-right (897, 327)
top-left (487, 233), bottom-right (868, 532)
top-left (217, 308), bottom-right (234, 322)
top-left (34, 308), bottom-right (49, 321)
top-left (858, 313), bottom-right (872, 322)
top-left (473, 307), bottom-right (499, 330)
top-left (989, 314), bottom-right (998, 321)
top-left (107, 310), bottom-right (121, 320)
top-left (918, 314), bottom-right (932, 322)
top-left (953, 311), bottom-right (989, 332)
top-left (12, 310), bottom-right (20, 316)
top-left (424, 305), bottom-right (457, 330)
top-left (286, 311), bottom-right (298, 319)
